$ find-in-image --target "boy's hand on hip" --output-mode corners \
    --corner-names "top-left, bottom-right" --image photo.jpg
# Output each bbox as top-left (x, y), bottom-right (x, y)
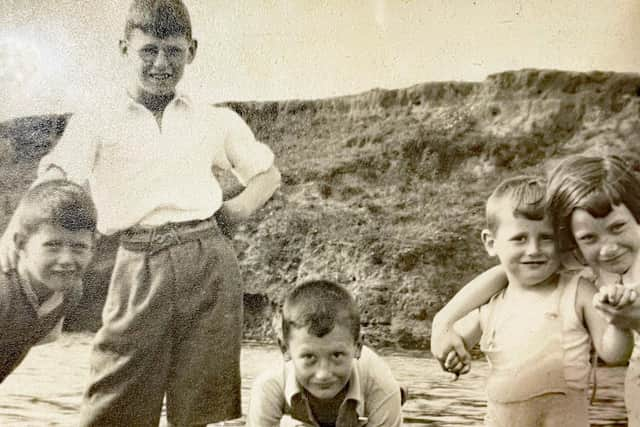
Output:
top-left (214, 205), bottom-right (239, 239)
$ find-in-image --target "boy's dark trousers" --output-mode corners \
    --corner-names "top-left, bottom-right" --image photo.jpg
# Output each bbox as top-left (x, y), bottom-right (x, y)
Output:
top-left (79, 217), bottom-right (243, 426)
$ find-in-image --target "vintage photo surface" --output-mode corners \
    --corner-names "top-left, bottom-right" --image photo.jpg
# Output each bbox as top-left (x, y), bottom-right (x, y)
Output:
top-left (1, 1), bottom-right (639, 425)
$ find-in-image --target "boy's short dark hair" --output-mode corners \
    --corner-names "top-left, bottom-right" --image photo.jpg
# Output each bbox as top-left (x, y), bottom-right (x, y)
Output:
top-left (15, 180), bottom-right (97, 237)
top-left (124, 0), bottom-right (193, 40)
top-left (547, 153), bottom-right (640, 252)
top-left (280, 280), bottom-right (360, 344)
top-left (486, 175), bottom-right (547, 233)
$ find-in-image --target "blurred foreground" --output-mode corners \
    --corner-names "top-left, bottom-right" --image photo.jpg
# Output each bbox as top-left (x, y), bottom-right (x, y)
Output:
top-left (0, 333), bottom-right (628, 426)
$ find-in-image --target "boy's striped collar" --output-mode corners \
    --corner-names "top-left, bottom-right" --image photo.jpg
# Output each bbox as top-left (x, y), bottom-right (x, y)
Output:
top-left (282, 351), bottom-right (365, 419)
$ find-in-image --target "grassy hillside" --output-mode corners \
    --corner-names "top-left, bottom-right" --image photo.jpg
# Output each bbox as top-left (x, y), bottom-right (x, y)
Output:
top-left (1, 69), bottom-right (639, 348)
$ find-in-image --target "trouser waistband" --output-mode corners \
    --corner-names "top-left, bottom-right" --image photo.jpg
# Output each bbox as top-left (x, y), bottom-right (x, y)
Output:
top-left (120, 216), bottom-right (218, 253)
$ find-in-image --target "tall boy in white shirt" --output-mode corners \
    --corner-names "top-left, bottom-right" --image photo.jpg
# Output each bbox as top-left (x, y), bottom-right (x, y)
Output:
top-left (0, 1), bottom-right (281, 425)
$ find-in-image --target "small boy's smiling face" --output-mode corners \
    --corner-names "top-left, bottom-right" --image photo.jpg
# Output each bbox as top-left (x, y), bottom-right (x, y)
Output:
top-left (286, 324), bottom-right (362, 401)
top-left (16, 224), bottom-right (94, 294)
top-left (120, 29), bottom-right (196, 99)
top-left (483, 202), bottom-right (560, 287)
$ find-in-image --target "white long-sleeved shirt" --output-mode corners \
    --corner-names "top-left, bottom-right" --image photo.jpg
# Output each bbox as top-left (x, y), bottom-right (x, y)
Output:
top-left (39, 92), bottom-right (275, 235)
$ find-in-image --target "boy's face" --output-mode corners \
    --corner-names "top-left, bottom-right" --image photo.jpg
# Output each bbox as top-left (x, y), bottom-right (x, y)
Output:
top-left (571, 204), bottom-right (640, 275)
top-left (120, 29), bottom-right (196, 98)
top-left (483, 205), bottom-right (560, 287)
top-left (16, 224), bottom-right (94, 293)
top-left (285, 324), bottom-right (362, 401)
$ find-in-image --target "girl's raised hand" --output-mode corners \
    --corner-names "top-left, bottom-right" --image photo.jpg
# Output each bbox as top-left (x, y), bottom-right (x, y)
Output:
top-left (594, 283), bottom-right (637, 308)
top-left (593, 284), bottom-right (640, 331)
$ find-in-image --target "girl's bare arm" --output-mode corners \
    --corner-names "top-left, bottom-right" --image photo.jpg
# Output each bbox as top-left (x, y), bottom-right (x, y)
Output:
top-left (580, 277), bottom-right (634, 365)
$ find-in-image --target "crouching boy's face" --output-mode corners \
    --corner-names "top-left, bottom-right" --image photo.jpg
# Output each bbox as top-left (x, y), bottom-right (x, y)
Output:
top-left (286, 324), bottom-right (362, 401)
top-left (16, 224), bottom-right (94, 294)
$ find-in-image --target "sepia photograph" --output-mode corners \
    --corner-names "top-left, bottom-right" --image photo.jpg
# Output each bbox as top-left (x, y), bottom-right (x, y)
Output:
top-left (1, 1), bottom-right (639, 426)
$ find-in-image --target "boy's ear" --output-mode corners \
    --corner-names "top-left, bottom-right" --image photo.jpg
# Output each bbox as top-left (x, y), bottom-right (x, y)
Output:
top-left (277, 338), bottom-right (291, 361)
top-left (481, 229), bottom-right (497, 257)
top-left (13, 232), bottom-right (27, 251)
top-left (119, 39), bottom-right (128, 56)
top-left (186, 39), bottom-right (198, 64)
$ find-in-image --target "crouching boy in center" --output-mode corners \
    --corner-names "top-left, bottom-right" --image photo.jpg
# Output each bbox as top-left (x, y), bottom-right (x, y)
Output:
top-left (247, 280), bottom-right (403, 427)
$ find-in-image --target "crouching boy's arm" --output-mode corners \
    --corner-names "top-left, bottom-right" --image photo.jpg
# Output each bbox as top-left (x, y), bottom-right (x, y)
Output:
top-left (366, 391), bottom-right (403, 427)
top-left (246, 370), bottom-right (287, 427)
top-left (580, 278), bottom-right (634, 365)
top-left (364, 356), bottom-right (403, 427)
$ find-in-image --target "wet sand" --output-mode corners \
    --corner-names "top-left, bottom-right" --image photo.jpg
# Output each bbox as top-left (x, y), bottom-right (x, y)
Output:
top-left (0, 333), bottom-right (629, 426)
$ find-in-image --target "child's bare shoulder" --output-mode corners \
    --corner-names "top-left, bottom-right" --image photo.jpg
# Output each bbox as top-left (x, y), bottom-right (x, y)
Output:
top-left (574, 272), bottom-right (598, 310)
top-left (358, 346), bottom-right (400, 390)
top-left (252, 364), bottom-right (286, 395)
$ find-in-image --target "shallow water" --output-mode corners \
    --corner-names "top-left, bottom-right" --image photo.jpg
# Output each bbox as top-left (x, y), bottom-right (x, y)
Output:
top-left (0, 333), bottom-right (629, 426)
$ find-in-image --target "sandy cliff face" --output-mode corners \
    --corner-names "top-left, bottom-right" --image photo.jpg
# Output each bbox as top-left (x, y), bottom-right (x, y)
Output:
top-left (1, 69), bottom-right (639, 348)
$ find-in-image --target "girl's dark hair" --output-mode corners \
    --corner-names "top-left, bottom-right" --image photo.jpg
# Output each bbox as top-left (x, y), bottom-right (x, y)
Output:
top-left (546, 153), bottom-right (640, 252)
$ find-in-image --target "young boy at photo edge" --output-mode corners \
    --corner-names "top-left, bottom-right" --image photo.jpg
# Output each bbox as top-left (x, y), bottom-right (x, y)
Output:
top-left (0, 180), bottom-right (96, 382)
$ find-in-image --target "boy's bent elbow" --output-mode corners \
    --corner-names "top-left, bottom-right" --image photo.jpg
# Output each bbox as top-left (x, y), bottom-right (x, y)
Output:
top-left (264, 165), bottom-right (281, 193)
top-left (600, 352), bottom-right (632, 367)
top-left (598, 328), bottom-right (634, 366)
top-left (248, 165), bottom-right (281, 199)
top-left (601, 350), bottom-right (634, 366)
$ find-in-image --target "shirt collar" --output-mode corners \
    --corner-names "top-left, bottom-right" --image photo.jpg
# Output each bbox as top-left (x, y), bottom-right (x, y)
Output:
top-left (14, 271), bottom-right (64, 317)
top-left (283, 358), bottom-right (365, 418)
top-left (123, 90), bottom-right (193, 112)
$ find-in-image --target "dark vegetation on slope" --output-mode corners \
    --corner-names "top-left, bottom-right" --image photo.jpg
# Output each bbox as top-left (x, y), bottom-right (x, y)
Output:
top-left (1, 69), bottom-right (639, 348)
